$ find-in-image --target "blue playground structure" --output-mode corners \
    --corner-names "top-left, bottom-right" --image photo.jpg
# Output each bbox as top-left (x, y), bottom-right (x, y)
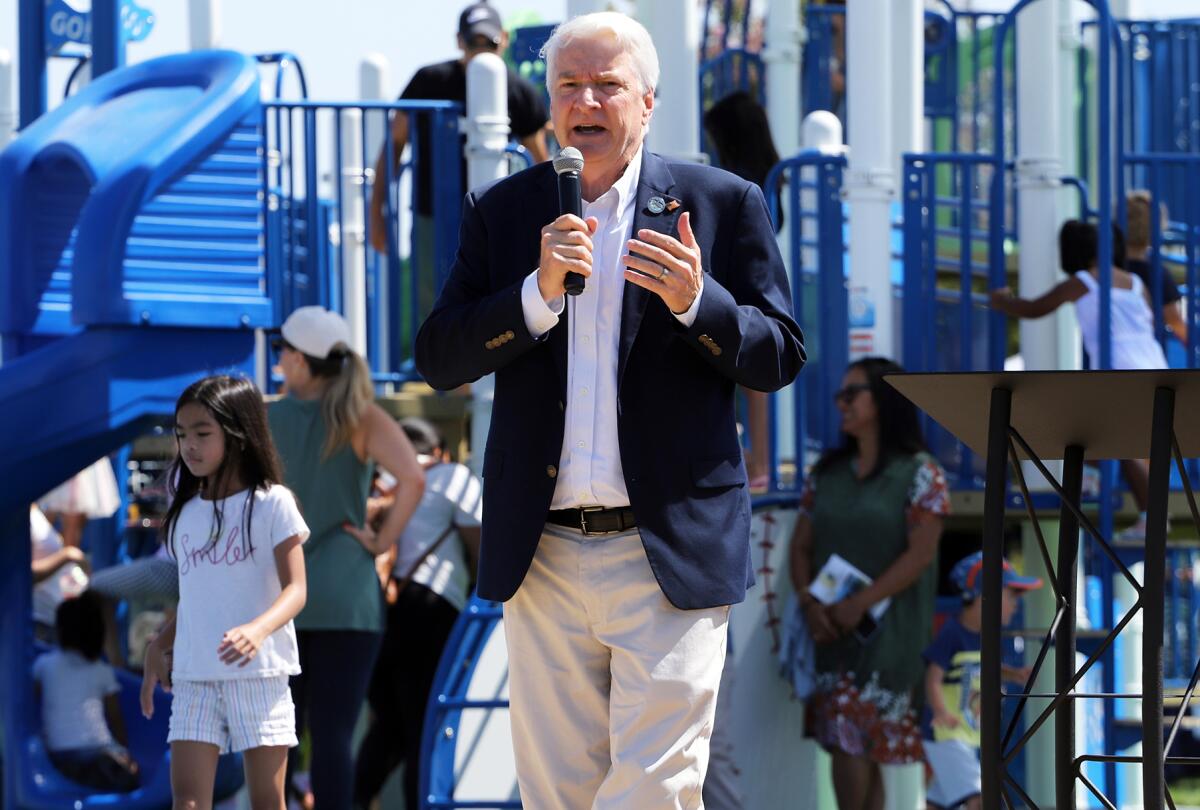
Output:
top-left (0, 46), bottom-right (270, 806)
top-left (7, 0), bottom-right (1200, 807)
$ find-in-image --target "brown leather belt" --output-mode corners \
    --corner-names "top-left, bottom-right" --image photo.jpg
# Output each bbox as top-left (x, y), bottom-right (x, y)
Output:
top-left (547, 506), bottom-right (637, 536)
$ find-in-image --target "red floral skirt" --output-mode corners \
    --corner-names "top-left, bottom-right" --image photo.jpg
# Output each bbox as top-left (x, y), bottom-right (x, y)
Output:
top-left (805, 674), bottom-right (924, 765)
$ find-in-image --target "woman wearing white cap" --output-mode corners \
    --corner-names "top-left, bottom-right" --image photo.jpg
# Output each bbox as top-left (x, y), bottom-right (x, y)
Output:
top-left (268, 306), bottom-right (425, 809)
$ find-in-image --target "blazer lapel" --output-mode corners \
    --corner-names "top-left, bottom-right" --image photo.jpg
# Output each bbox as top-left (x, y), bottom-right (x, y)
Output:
top-left (619, 151), bottom-right (680, 391)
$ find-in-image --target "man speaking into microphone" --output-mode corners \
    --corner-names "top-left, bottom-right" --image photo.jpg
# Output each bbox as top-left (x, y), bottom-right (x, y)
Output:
top-left (415, 11), bottom-right (804, 809)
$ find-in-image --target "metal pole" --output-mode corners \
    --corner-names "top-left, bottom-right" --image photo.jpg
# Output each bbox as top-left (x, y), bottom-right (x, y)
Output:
top-left (0, 50), bottom-right (14, 149)
top-left (1016, 0), bottom-right (1063, 373)
top-left (981, 385), bottom-right (1012, 810)
top-left (639, 0), bottom-right (702, 162)
top-left (0, 508), bottom-right (33, 809)
top-left (1142, 385), bottom-right (1174, 810)
top-left (844, 0), bottom-right (895, 358)
top-left (800, 111), bottom-right (845, 274)
top-left (188, 0), bottom-right (220, 50)
top-left (1056, 443), bottom-right (1085, 810)
top-left (764, 0), bottom-right (803, 156)
top-left (18, 0), bottom-right (47, 128)
top-left (465, 53), bottom-right (510, 476)
top-left (359, 53), bottom-right (389, 168)
top-left (90, 0), bottom-right (123, 79)
top-left (339, 109), bottom-right (369, 357)
top-left (466, 53), bottom-right (510, 190)
top-left (891, 0), bottom-right (925, 166)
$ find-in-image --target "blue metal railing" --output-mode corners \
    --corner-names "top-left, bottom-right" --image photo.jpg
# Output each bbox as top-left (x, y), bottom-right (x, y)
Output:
top-left (255, 51), bottom-right (310, 100)
top-left (902, 152), bottom-right (1002, 487)
top-left (802, 5), bottom-right (845, 122)
top-left (932, 6), bottom-right (1011, 155)
top-left (801, 2), bottom-right (1010, 154)
top-left (698, 0), bottom-right (765, 157)
top-left (1120, 153), bottom-right (1200, 365)
top-left (1081, 19), bottom-right (1200, 227)
top-left (262, 99), bottom-right (463, 385)
top-left (764, 151), bottom-right (848, 486)
top-left (420, 597), bottom-right (519, 810)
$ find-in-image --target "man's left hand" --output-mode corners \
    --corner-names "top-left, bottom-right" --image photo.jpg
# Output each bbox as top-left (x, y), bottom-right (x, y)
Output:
top-left (623, 211), bottom-right (703, 315)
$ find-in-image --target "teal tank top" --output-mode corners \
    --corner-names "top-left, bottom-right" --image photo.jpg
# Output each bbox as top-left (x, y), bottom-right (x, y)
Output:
top-left (268, 396), bottom-right (380, 632)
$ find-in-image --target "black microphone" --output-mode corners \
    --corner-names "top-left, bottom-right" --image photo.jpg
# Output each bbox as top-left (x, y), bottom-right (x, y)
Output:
top-left (553, 147), bottom-right (586, 296)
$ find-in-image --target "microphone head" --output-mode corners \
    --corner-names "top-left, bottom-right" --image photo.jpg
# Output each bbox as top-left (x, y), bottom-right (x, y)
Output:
top-left (553, 147), bottom-right (585, 176)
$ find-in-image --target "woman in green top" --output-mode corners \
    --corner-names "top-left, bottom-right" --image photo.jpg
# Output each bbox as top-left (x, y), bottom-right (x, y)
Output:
top-left (788, 357), bottom-right (949, 810)
top-left (268, 306), bottom-right (425, 810)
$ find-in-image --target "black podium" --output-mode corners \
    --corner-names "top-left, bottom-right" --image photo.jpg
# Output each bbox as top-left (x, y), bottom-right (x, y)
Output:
top-left (887, 370), bottom-right (1200, 810)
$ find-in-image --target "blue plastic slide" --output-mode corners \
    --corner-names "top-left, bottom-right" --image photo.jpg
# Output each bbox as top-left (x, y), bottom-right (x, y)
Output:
top-left (0, 50), bottom-right (276, 808)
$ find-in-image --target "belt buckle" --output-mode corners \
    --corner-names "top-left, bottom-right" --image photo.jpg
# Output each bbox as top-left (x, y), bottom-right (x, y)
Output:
top-left (578, 506), bottom-right (606, 536)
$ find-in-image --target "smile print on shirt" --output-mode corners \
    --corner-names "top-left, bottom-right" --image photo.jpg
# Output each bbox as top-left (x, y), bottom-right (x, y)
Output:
top-left (177, 522), bottom-right (254, 576)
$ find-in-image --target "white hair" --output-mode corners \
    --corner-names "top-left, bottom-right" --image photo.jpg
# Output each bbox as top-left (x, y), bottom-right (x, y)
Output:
top-left (541, 12), bottom-right (660, 95)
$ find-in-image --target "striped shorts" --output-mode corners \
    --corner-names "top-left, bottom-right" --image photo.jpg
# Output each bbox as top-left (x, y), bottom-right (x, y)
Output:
top-left (168, 675), bottom-right (297, 754)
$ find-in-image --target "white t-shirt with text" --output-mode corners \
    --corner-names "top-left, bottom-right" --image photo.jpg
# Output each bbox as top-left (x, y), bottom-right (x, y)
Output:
top-left (33, 649), bottom-right (119, 751)
top-left (392, 463), bottom-right (481, 612)
top-left (169, 485), bottom-right (309, 681)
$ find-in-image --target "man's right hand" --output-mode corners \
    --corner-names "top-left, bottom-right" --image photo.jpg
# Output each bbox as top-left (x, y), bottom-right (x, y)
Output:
top-left (537, 214), bottom-right (598, 302)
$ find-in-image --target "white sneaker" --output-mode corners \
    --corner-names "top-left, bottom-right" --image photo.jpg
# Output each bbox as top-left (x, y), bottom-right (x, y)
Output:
top-left (1115, 516), bottom-right (1146, 543)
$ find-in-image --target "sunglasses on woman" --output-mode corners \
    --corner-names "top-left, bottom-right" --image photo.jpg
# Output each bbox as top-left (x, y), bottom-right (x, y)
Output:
top-left (833, 383), bottom-right (870, 404)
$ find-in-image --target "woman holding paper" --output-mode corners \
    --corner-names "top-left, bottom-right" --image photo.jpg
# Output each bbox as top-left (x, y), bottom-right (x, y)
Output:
top-left (788, 356), bottom-right (949, 810)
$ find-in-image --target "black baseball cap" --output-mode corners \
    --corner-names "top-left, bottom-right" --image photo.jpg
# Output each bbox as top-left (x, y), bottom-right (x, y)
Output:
top-left (459, 2), bottom-right (503, 45)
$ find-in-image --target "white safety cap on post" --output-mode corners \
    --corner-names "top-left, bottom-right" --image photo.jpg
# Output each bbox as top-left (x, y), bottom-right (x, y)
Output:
top-left (802, 111), bottom-right (846, 156)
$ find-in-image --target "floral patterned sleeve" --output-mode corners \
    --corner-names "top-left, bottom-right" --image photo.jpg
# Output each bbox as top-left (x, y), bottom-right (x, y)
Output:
top-left (797, 474), bottom-right (817, 519)
top-left (906, 457), bottom-right (949, 529)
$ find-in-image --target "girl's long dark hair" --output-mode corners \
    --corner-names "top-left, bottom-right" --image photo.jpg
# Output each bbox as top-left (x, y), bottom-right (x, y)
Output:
top-left (703, 91), bottom-right (781, 188)
top-left (813, 356), bottom-right (927, 479)
top-left (1059, 219), bottom-right (1126, 273)
top-left (163, 375), bottom-right (284, 560)
top-left (703, 91), bottom-right (785, 233)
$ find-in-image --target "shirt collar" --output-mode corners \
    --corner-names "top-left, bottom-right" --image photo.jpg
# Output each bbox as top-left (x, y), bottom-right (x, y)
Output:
top-left (589, 145), bottom-right (643, 216)
top-left (612, 145), bottom-right (643, 216)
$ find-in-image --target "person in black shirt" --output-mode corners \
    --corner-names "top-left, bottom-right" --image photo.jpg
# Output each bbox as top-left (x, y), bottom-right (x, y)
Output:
top-left (1125, 189), bottom-right (1187, 344)
top-left (368, 2), bottom-right (550, 257)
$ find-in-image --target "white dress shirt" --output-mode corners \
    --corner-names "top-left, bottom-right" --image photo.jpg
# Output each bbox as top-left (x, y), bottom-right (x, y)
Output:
top-left (520, 148), bottom-right (703, 509)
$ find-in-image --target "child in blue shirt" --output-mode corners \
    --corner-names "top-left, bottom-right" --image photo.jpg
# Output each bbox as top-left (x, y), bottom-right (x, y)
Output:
top-left (922, 551), bottom-right (1041, 809)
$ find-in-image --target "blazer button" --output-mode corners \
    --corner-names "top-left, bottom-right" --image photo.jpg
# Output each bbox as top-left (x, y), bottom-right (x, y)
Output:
top-left (485, 340), bottom-right (496, 350)
top-left (546, 465), bottom-right (558, 479)
top-left (711, 346), bottom-right (722, 356)
top-left (505, 330), bottom-right (515, 340)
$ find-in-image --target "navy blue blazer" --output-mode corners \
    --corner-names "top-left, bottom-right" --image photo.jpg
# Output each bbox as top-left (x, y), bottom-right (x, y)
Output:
top-left (414, 150), bottom-right (805, 609)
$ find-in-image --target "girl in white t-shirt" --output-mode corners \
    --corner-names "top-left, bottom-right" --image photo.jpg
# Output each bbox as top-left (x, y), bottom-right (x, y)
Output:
top-left (991, 220), bottom-right (1165, 540)
top-left (139, 375), bottom-right (309, 809)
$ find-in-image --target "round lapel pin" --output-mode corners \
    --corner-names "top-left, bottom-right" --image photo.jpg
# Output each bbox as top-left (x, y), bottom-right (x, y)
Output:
top-left (647, 196), bottom-right (666, 214)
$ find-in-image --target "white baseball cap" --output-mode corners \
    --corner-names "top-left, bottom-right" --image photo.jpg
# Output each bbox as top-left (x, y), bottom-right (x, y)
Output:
top-left (279, 306), bottom-right (352, 359)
